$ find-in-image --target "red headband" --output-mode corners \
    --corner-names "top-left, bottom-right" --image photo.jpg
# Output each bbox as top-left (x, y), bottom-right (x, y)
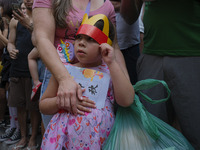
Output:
top-left (77, 24), bottom-right (110, 45)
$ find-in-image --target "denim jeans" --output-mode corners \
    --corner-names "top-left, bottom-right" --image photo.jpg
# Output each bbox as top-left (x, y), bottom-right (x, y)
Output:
top-left (40, 68), bottom-right (53, 129)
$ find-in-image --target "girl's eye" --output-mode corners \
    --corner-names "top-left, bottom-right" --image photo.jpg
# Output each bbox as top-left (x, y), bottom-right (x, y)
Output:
top-left (75, 35), bottom-right (81, 40)
top-left (88, 37), bottom-right (95, 41)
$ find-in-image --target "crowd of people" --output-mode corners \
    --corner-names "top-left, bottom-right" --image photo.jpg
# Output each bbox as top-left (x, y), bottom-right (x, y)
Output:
top-left (0, 0), bottom-right (199, 150)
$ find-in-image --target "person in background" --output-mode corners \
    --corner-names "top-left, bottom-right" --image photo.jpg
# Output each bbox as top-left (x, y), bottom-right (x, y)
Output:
top-left (111, 0), bottom-right (140, 85)
top-left (0, 0), bottom-right (21, 146)
top-left (0, 0), bottom-right (10, 127)
top-left (120, 0), bottom-right (200, 149)
top-left (20, 2), bottom-right (26, 16)
top-left (7, 0), bottom-right (40, 149)
top-left (138, 3), bottom-right (144, 52)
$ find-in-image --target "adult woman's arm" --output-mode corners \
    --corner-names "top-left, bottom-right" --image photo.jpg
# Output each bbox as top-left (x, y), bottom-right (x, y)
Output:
top-left (40, 76), bottom-right (96, 115)
top-left (7, 18), bottom-right (18, 60)
top-left (33, 8), bottom-right (85, 115)
top-left (120, 0), bottom-right (143, 24)
top-left (112, 27), bottom-right (130, 80)
top-left (0, 30), bottom-right (8, 49)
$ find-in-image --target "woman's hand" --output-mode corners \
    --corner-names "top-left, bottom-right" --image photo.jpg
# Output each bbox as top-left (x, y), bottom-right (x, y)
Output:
top-left (77, 94), bottom-right (96, 115)
top-left (56, 78), bottom-right (96, 115)
top-left (12, 9), bottom-right (33, 32)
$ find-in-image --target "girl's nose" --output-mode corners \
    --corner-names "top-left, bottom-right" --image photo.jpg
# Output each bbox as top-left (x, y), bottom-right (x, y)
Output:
top-left (79, 39), bottom-right (86, 47)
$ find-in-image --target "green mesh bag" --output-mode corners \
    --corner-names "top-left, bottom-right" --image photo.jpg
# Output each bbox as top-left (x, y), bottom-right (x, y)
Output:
top-left (103, 79), bottom-right (194, 150)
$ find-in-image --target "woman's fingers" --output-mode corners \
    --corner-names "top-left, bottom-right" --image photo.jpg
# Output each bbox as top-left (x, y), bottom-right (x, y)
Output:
top-left (56, 79), bottom-right (79, 114)
top-left (77, 105), bottom-right (92, 113)
top-left (57, 92), bottom-right (71, 112)
top-left (77, 109), bottom-right (85, 115)
top-left (77, 96), bottom-right (96, 113)
top-left (77, 85), bottom-right (83, 101)
top-left (56, 78), bottom-right (97, 114)
top-left (80, 97), bottom-right (96, 108)
top-left (70, 90), bottom-right (77, 115)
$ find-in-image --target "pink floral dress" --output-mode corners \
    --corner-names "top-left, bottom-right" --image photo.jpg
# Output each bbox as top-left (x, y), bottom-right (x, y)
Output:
top-left (40, 64), bottom-right (115, 150)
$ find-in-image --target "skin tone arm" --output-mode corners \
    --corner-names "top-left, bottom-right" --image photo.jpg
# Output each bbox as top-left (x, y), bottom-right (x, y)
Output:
top-left (120, 0), bottom-right (143, 24)
top-left (7, 18), bottom-right (19, 59)
top-left (33, 8), bottom-right (86, 115)
top-left (0, 18), bottom-right (9, 49)
top-left (109, 2), bottom-right (130, 80)
top-left (39, 76), bottom-right (96, 115)
top-left (112, 27), bottom-right (130, 81)
top-left (101, 43), bottom-right (134, 107)
top-left (0, 30), bottom-right (8, 49)
top-left (120, 0), bottom-right (155, 24)
top-left (28, 47), bottom-right (41, 87)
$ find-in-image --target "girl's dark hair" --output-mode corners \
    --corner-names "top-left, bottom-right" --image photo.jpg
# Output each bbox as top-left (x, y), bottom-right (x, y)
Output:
top-left (0, 0), bottom-right (18, 19)
top-left (94, 18), bottom-right (115, 42)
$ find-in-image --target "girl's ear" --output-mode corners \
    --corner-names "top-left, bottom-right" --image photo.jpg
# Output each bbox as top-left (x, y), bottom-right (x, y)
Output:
top-left (99, 45), bottom-right (102, 53)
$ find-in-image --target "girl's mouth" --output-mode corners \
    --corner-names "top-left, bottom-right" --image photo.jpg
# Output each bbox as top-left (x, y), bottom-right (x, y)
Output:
top-left (77, 50), bottom-right (86, 56)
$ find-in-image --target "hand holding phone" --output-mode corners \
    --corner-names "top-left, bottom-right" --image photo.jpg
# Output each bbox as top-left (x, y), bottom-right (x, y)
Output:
top-left (12, 2), bottom-right (21, 16)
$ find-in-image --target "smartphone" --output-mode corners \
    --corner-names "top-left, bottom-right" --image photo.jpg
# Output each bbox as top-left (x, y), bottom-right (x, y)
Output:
top-left (12, 2), bottom-right (21, 15)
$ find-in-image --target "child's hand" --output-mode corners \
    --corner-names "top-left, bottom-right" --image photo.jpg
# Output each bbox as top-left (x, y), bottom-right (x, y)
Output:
top-left (100, 43), bottom-right (115, 66)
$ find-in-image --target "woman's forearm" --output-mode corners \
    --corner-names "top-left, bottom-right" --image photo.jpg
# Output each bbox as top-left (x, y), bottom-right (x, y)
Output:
top-left (0, 32), bottom-right (8, 47)
top-left (33, 8), bottom-right (71, 83)
top-left (37, 38), bottom-right (71, 82)
top-left (120, 0), bottom-right (143, 24)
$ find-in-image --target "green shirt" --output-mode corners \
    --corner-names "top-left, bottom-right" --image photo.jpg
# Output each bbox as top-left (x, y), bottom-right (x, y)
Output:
top-left (143, 0), bottom-right (200, 56)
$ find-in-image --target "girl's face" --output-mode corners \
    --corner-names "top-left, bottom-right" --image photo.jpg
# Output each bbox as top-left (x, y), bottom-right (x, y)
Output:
top-left (74, 34), bottom-right (102, 68)
top-left (20, 3), bottom-right (27, 15)
top-left (24, 0), bottom-right (33, 10)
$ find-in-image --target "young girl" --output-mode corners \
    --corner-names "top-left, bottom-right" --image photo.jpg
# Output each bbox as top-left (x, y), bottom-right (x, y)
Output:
top-left (39, 14), bottom-right (135, 149)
